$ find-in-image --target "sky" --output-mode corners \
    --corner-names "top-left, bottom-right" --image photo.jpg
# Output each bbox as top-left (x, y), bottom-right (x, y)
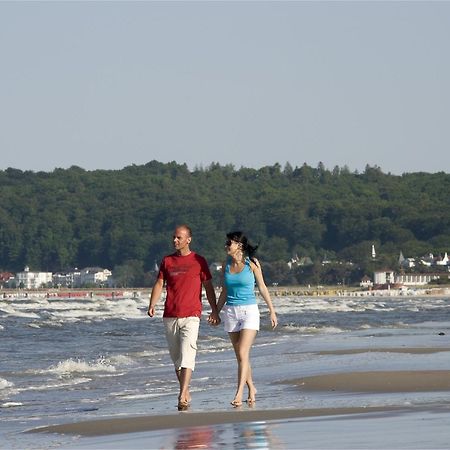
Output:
top-left (1, 1), bottom-right (449, 175)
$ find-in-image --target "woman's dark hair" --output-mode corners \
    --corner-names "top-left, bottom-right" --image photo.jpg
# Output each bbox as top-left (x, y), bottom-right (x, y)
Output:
top-left (226, 231), bottom-right (259, 264)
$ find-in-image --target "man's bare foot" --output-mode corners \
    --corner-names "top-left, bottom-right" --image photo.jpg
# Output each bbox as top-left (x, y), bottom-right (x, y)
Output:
top-left (177, 391), bottom-right (191, 411)
top-left (177, 400), bottom-right (189, 411)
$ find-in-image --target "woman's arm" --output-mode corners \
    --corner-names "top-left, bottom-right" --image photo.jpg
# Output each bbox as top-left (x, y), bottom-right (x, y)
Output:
top-left (251, 259), bottom-right (278, 329)
top-left (216, 287), bottom-right (227, 314)
top-left (216, 263), bottom-right (228, 314)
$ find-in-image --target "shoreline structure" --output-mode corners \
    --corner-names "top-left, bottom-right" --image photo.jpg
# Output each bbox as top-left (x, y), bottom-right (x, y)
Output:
top-left (2, 285), bottom-right (450, 300)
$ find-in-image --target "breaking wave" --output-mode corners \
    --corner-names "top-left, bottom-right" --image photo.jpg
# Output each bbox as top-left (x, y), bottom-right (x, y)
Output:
top-left (48, 358), bottom-right (117, 376)
top-left (0, 378), bottom-right (14, 390)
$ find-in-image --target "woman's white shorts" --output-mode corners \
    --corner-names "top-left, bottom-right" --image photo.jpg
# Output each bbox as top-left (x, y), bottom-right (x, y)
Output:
top-left (221, 304), bottom-right (260, 333)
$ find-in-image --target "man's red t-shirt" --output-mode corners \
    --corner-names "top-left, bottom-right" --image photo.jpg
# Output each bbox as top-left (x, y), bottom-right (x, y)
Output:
top-left (158, 252), bottom-right (212, 318)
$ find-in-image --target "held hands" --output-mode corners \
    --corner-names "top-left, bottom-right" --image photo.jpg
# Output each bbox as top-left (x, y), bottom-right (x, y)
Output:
top-left (207, 311), bottom-right (221, 326)
top-left (147, 306), bottom-right (155, 317)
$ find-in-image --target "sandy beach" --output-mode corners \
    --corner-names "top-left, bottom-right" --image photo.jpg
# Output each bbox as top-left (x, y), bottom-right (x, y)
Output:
top-left (29, 361), bottom-right (450, 448)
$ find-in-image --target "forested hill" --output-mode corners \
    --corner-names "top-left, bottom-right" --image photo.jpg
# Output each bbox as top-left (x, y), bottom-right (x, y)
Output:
top-left (1, 161), bottom-right (449, 281)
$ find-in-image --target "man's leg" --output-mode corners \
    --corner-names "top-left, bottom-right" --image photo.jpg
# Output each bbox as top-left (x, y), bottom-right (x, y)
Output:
top-left (164, 318), bottom-right (186, 408)
top-left (178, 367), bottom-right (193, 405)
top-left (177, 317), bottom-right (200, 409)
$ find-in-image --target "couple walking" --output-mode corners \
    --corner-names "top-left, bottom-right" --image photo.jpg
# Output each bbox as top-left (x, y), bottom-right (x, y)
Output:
top-left (147, 224), bottom-right (278, 411)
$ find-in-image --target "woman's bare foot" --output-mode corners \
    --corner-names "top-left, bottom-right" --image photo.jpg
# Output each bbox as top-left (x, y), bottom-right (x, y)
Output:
top-left (246, 386), bottom-right (257, 404)
top-left (231, 399), bottom-right (242, 407)
top-left (178, 392), bottom-right (191, 404)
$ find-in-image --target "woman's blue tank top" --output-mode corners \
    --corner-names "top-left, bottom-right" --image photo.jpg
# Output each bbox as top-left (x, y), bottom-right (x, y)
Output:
top-left (224, 258), bottom-right (257, 306)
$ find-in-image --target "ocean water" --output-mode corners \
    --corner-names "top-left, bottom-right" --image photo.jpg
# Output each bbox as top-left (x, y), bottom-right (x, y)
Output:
top-left (2, 291), bottom-right (450, 449)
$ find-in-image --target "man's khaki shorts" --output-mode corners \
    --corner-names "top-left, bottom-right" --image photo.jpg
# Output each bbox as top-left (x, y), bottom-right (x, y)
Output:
top-left (163, 316), bottom-right (200, 371)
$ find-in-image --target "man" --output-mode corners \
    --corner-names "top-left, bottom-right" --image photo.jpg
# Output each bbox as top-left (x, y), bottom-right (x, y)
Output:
top-left (148, 224), bottom-right (220, 411)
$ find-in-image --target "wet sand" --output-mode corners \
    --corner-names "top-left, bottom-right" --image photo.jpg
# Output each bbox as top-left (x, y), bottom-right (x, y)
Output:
top-left (30, 405), bottom-right (406, 437)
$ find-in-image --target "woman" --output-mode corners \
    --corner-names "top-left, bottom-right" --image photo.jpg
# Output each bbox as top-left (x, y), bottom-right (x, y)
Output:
top-left (217, 231), bottom-right (278, 407)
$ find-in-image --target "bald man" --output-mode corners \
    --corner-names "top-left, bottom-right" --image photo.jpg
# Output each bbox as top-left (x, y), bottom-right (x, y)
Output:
top-left (148, 224), bottom-right (220, 410)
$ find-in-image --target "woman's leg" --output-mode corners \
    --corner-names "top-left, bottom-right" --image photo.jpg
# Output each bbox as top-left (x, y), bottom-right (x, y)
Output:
top-left (246, 364), bottom-right (257, 404)
top-left (228, 329), bottom-right (257, 405)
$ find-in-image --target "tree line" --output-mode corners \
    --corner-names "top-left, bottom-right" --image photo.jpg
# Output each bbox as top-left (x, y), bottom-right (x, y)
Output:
top-left (0, 161), bottom-right (449, 286)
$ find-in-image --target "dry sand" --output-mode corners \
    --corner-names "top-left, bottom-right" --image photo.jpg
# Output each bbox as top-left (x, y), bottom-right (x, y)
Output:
top-left (316, 347), bottom-right (450, 355)
top-left (286, 369), bottom-right (450, 393)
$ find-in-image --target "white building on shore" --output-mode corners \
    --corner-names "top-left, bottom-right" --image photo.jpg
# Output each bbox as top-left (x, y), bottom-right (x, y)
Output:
top-left (373, 269), bottom-right (443, 287)
top-left (359, 275), bottom-right (373, 288)
top-left (395, 273), bottom-right (441, 286)
top-left (436, 252), bottom-right (449, 266)
top-left (373, 270), bottom-right (395, 285)
top-left (16, 266), bottom-right (53, 289)
top-left (74, 267), bottom-right (112, 287)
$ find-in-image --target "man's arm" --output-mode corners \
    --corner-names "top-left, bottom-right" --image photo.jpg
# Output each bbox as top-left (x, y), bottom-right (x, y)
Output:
top-left (148, 278), bottom-right (164, 317)
top-left (202, 279), bottom-right (220, 325)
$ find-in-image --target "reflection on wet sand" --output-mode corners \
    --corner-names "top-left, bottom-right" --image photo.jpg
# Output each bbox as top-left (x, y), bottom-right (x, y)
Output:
top-left (171, 420), bottom-right (282, 449)
top-left (174, 426), bottom-right (214, 449)
top-left (232, 421), bottom-right (283, 449)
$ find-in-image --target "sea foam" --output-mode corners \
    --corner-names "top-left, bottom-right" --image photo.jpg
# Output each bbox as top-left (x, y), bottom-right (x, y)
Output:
top-left (1, 402), bottom-right (23, 408)
top-left (0, 378), bottom-right (14, 390)
top-left (282, 322), bottom-right (346, 333)
top-left (48, 358), bottom-right (117, 375)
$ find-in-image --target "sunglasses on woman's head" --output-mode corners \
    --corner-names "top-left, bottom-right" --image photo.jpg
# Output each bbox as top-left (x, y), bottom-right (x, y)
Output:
top-left (225, 239), bottom-right (238, 246)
